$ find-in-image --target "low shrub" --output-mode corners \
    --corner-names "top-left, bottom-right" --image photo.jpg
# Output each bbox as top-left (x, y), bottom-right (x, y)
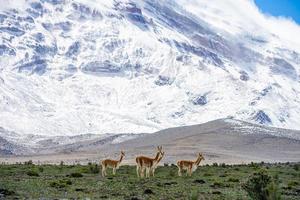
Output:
top-left (188, 189), bottom-right (199, 200)
top-left (212, 190), bottom-right (222, 195)
top-left (288, 181), bottom-right (299, 188)
top-left (38, 167), bottom-right (44, 173)
top-left (24, 160), bottom-right (33, 165)
top-left (210, 181), bottom-right (224, 188)
top-left (219, 174), bottom-right (227, 177)
top-left (228, 178), bottom-right (239, 182)
top-left (50, 179), bottom-right (72, 189)
top-left (220, 163), bottom-right (226, 168)
top-left (26, 170), bottom-right (39, 177)
top-left (203, 172), bottom-right (213, 177)
top-left (242, 169), bottom-right (281, 200)
top-left (144, 189), bottom-right (154, 195)
top-left (88, 163), bottom-right (99, 174)
top-left (168, 168), bottom-right (176, 177)
top-left (249, 162), bottom-right (260, 169)
top-left (0, 188), bottom-right (15, 196)
top-left (69, 172), bottom-right (83, 178)
top-left (193, 179), bottom-right (206, 184)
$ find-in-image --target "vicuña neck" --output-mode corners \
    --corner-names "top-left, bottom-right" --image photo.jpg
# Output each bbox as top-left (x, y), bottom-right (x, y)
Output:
top-left (119, 155), bottom-right (124, 163)
top-left (154, 152), bottom-right (160, 161)
top-left (195, 157), bottom-right (202, 166)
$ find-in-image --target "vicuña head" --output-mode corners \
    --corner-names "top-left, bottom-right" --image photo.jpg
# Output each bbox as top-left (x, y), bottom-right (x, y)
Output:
top-left (177, 152), bottom-right (205, 176)
top-left (101, 151), bottom-right (125, 177)
top-left (136, 146), bottom-right (163, 178)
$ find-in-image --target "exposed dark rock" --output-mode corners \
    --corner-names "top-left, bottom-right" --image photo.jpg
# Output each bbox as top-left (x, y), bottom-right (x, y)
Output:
top-left (56, 21), bottom-right (72, 31)
top-left (34, 33), bottom-right (45, 42)
top-left (0, 26), bottom-right (25, 36)
top-left (81, 60), bottom-right (121, 74)
top-left (64, 64), bottom-right (77, 73)
top-left (28, 44), bottom-right (57, 57)
top-left (173, 41), bottom-right (223, 66)
top-left (0, 45), bottom-right (15, 56)
top-left (164, 181), bottom-right (177, 185)
top-left (66, 42), bottom-right (80, 57)
top-left (212, 191), bottom-right (222, 195)
top-left (270, 58), bottom-right (297, 80)
top-left (26, 2), bottom-right (44, 18)
top-left (144, 189), bottom-right (154, 195)
top-left (191, 95), bottom-right (207, 105)
top-left (18, 59), bottom-right (48, 75)
top-left (155, 75), bottom-right (173, 86)
top-left (171, 111), bottom-right (184, 118)
top-left (240, 71), bottom-right (249, 81)
top-left (260, 86), bottom-right (272, 96)
top-left (130, 197), bottom-right (141, 200)
top-left (145, 1), bottom-right (210, 35)
top-left (71, 2), bottom-right (102, 20)
top-left (42, 22), bottom-right (52, 30)
top-left (114, 2), bottom-right (148, 30)
top-left (253, 110), bottom-right (272, 124)
top-left (0, 188), bottom-right (15, 197)
top-left (0, 14), bottom-right (8, 23)
top-left (193, 179), bottom-right (206, 184)
top-left (42, 0), bottom-right (65, 5)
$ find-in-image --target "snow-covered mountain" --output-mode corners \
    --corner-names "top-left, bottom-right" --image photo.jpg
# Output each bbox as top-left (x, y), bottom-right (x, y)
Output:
top-left (1, 0), bottom-right (300, 136)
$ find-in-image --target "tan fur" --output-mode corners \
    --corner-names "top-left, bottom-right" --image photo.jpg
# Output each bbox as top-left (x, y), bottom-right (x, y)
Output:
top-left (135, 146), bottom-right (163, 178)
top-left (101, 151), bottom-right (125, 177)
top-left (177, 153), bottom-right (205, 176)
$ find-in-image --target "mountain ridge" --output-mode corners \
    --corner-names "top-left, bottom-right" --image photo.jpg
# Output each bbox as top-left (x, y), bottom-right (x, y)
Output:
top-left (1, 119), bottom-right (299, 164)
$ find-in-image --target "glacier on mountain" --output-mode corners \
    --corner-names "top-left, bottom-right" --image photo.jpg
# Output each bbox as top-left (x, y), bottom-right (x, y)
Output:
top-left (0, 0), bottom-right (300, 136)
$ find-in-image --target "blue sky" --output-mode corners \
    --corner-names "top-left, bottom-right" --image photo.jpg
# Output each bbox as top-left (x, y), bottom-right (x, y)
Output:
top-left (255, 0), bottom-right (300, 24)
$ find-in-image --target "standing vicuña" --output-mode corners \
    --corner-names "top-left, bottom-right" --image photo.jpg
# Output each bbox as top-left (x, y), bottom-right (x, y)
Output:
top-left (101, 151), bottom-right (125, 177)
top-left (136, 146), bottom-right (163, 178)
top-left (177, 153), bottom-right (205, 176)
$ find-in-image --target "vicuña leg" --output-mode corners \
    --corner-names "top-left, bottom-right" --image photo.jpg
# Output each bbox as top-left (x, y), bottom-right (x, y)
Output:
top-left (141, 167), bottom-right (145, 178)
top-left (146, 167), bottom-right (150, 178)
top-left (136, 165), bottom-right (140, 178)
top-left (150, 167), bottom-right (155, 177)
top-left (177, 165), bottom-right (182, 176)
top-left (188, 167), bottom-right (192, 176)
top-left (113, 167), bottom-right (116, 175)
top-left (102, 166), bottom-right (106, 177)
top-left (178, 168), bottom-right (182, 176)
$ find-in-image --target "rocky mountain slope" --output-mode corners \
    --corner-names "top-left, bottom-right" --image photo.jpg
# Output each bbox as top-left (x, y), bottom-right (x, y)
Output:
top-left (1, 119), bottom-right (299, 164)
top-left (0, 0), bottom-right (300, 136)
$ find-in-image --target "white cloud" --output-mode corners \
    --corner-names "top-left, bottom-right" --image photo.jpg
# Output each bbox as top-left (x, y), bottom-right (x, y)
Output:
top-left (176, 0), bottom-right (300, 51)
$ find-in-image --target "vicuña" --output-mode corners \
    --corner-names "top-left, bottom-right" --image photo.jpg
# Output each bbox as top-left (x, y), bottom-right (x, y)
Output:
top-left (101, 151), bottom-right (125, 177)
top-left (136, 146), bottom-right (164, 178)
top-left (177, 153), bottom-right (205, 176)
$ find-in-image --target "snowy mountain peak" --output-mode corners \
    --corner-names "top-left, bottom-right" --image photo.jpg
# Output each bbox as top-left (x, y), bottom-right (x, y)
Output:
top-left (0, 0), bottom-right (300, 136)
